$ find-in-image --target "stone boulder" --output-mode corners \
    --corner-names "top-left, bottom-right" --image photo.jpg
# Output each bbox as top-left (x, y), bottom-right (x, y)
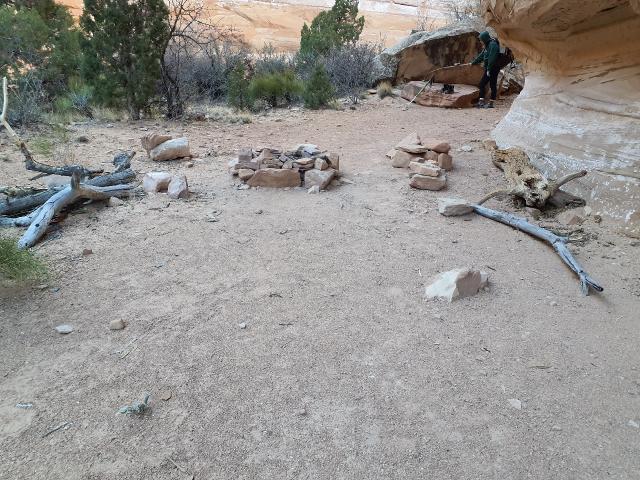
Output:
top-left (142, 172), bottom-right (173, 193)
top-left (438, 198), bottom-right (474, 216)
top-left (167, 175), bottom-right (189, 199)
top-left (149, 138), bottom-right (191, 162)
top-left (483, 0), bottom-right (640, 229)
top-left (373, 20), bottom-right (484, 83)
top-left (401, 81), bottom-right (479, 108)
top-left (141, 134), bottom-right (172, 153)
top-left (305, 168), bottom-right (337, 190)
top-left (425, 268), bottom-right (489, 302)
top-left (247, 168), bottom-right (301, 188)
top-left (409, 174), bottom-right (447, 191)
top-left (430, 64), bottom-right (485, 86)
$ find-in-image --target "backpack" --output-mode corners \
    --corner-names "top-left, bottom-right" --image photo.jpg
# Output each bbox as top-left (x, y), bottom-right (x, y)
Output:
top-left (493, 39), bottom-right (515, 70)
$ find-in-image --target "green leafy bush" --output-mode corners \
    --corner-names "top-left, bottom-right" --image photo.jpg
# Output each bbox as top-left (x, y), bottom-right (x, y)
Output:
top-left (0, 237), bottom-right (48, 283)
top-left (303, 64), bottom-right (335, 109)
top-left (248, 70), bottom-right (302, 108)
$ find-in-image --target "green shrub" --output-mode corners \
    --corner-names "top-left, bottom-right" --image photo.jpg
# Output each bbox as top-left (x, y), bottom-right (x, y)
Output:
top-left (248, 70), bottom-right (302, 108)
top-left (227, 63), bottom-right (252, 110)
top-left (303, 64), bottom-right (335, 109)
top-left (0, 237), bottom-right (48, 283)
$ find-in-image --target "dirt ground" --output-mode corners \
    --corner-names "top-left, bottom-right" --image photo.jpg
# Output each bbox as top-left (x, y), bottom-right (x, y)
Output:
top-left (1, 95), bottom-right (639, 480)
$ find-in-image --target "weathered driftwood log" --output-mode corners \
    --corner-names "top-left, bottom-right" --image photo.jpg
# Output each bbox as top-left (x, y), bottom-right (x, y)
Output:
top-left (473, 204), bottom-right (603, 296)
top-left (17, 172), bottom-right (137, 249)
top-left (0, 149), bottom-right (136, 216)
top-left (478, 147), bottom-right (587, 208)
top-left (0, 166), bottom-right (136, 216)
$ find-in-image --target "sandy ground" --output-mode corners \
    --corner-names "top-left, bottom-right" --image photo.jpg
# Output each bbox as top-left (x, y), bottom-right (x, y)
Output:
top-left (1, 95), bottom-right (639, 479)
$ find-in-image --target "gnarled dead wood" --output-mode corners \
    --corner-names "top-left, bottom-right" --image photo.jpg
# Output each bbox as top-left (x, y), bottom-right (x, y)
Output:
top-left (0, 164), bottom-right (136, 216)
top-left (17, 172), bottom-right (137, 249)
top-left (478, 147), bottom-right (587, 208)
top-left (473, 204), bottom-right (603, 296)
top-left (19, 142), bottom-right (103, 178)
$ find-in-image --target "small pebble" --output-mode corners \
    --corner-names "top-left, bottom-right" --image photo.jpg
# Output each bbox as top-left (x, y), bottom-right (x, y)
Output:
top-left (255, 209), bottom-right (263, 215)
top-left (550, 301), bottom-right (558, 307)
top-left (629, 420), bottom-right (640, 429)
top-left (82, 248), bottom-right (93, 256)
top-left (159, 389), bottom-right (172, 401)
top-left (295, 408), bottom-right (307, 416)
top-left (186, 162), bottom-right (194, 168)
top-left (508, 398), bottom-right (522, 410)
top-left (109, 319), bottom-right (126, 331)
top-left (238, 323), bottom-right (247, 329)
top-left (55, 324), bottom-right (73, 334)
top-left (551, 425), bottom-right (562, 431)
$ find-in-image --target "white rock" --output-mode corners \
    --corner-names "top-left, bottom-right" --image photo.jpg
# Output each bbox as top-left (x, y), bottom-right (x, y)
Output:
top-left (55, 324), bottom-right (73, 334)
top-left (438, 198), bottom-right (474, 216)
top-left (109, 319), bottom-right (126, 330)
top-left (305, 168), bottom-right (336, 190)
top-left (149, 137), bottom-right (190, 161)
top-left (460, 145), bottom-right (473, 152)
top-left (425, 268), bottom-right (489, 302)
top-left (628, 420), bottom-right (640, 429)
top-left (308, 185), bottom-right (320, 194)
top-left (238, 322), bottom-right (247, 329)
top-left (167, 175), bottom-right (189, 199)
top-left (508, 398), bottom-right (522, 410)
top-left (143, 172), bottom-right (172, 193)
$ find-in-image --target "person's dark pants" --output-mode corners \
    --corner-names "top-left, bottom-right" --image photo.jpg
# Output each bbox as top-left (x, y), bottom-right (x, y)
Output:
top-left (478, 67), bottom-right (500, 101)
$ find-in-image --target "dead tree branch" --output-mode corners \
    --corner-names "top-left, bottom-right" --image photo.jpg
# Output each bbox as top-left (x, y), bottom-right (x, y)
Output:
top-left (473, 204), bottom-right (603, 295)
top-left (17, 172), bottom-right (137, 249)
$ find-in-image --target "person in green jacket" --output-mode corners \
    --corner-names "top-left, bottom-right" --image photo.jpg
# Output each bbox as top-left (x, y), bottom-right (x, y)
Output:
top-left (471, 31), bottom-right (500, 108)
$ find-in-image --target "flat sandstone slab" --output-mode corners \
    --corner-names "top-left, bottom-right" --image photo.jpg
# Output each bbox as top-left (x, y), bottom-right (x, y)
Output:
top-left (401, 82), bottom-right (479, 109)
top-left (247, 168), bottom-right (301, 188)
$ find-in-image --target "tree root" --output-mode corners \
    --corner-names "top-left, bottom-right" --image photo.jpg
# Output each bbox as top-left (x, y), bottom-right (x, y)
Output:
top-left (480, 147), bottom-right (587, 208)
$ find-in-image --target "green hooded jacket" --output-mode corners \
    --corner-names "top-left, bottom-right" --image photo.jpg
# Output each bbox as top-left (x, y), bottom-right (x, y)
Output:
top-left (472, 31), bottom-right (500, 71)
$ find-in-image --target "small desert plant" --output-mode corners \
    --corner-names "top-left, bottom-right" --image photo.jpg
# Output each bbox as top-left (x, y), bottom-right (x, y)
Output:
top-left (227, 63), bottom-right (252, 110)
top-left (254, 44), bottom-right (293, 76)
top-left (377, 80), bottom-right (393, 98)
top-left (0, 237), bottom-right (48, 282)
top-left (248, 70), bottom-right (303, 108)
top-left (303, 63), bottom-right (335, 109)
top-left (7, 74), bottom-right (45, 126)
top-left (325, 42), bottom-right (378, 104)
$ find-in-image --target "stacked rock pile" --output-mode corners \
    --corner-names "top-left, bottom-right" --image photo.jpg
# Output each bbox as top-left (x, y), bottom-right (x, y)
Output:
top-left (229, 144), bottom-right (340, 190)
top-left (386, 132), bottom-right (453, 191)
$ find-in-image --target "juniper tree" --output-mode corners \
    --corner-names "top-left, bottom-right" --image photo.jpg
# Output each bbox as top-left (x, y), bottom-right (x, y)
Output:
top-left (299, 0), bottom-right (365, 58)
top-left (80, 0), bottom-right (170, 119)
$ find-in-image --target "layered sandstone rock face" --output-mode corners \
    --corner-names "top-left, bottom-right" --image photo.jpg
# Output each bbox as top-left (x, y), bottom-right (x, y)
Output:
top-left (484, 0), bottom-right (640, 229)
top-left (64, 0), bottom-right (454, 50)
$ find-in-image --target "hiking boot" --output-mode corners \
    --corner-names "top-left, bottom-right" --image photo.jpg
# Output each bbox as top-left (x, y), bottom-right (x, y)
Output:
top-left (483, 102), bottom-right (495, 109)
top-left (476, 100), bottom-right (485, 108)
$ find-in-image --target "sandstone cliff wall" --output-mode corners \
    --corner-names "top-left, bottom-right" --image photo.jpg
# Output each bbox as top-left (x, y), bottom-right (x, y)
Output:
top-left (484, 0), bottom-right (640, 229)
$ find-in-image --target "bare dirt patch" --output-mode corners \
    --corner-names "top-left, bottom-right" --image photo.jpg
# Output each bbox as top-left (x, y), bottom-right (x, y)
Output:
top-left (1, 95), bottom-right (639, 479)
